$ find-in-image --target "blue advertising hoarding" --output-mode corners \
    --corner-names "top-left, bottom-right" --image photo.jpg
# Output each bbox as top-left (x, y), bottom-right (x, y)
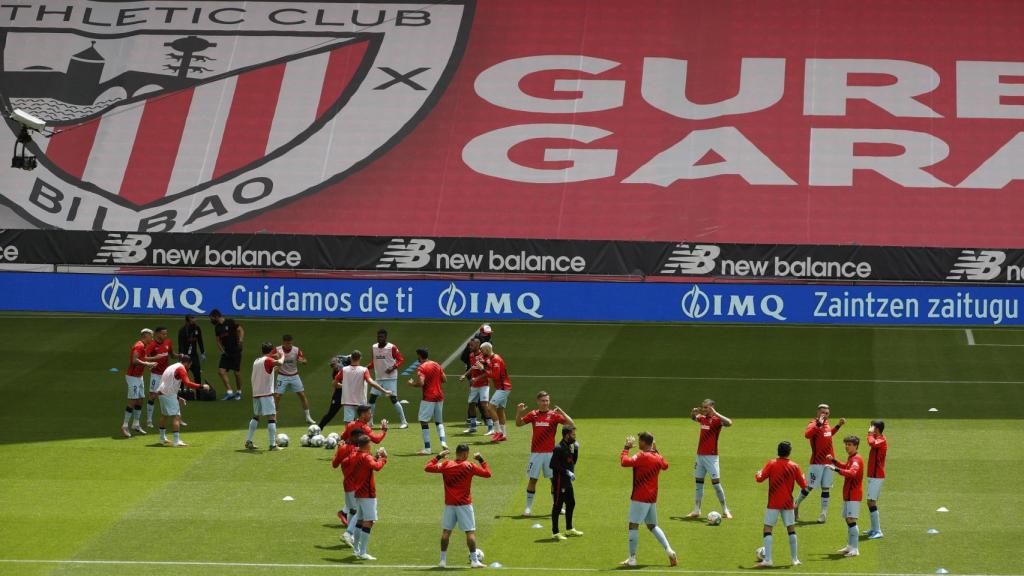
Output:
top-left (0, 272), bottom-right (1021, 325)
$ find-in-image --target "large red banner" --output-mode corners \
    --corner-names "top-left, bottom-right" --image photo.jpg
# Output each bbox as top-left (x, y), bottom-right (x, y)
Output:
top-left (3, 1), bottom-right (1024, 247)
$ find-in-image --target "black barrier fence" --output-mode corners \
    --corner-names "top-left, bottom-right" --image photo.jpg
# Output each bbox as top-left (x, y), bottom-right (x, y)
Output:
top-left (1, 229), bottom-right (1022, 284)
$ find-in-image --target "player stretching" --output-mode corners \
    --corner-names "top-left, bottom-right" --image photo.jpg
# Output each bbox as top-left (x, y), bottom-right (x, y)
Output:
top-left (409, 348), bottom-right (448, 455)
top-left (334, 350), bottom-right (393, 424)
top-left (754, 441), bottom-right (807, 568)
top-left (686, 399), bottom-right (733, 519)
top-left (333, 428), bottom-right (365, 547)
top-left (425, 444), bottom-right (492, 568)
top-left (367, 329), bottom-right (408, 428)
top-left (156, 356), bottom-right (210, 446)
top-left (459, 338), bottom-right (494, 435)
top-left (343, 405), bottom-right (389, 444)
top-left (828, 435), bottom-right (864, 558)
top-left (245, 343), bottom-right (286, 451)
top-left (864, 420), bottom-right (887, 539)
top-left (121, 328), bottom-right (156, 437)
top-left (274, 334), bottom-right (316, 425)
top-left (144, 326), bottom-right (173, 428)
top-left (481, 342), bottom-right (511, 442)
top-left (620, 432), bottom-right (677, 567)
top-left (343, 436), bottom-right (388, 560)
top-left (550, 425), bottom-right (582, 540)
top-left (516, 391), bottom-right (573, 515)
top-left (794, 403), bottom-right (845, 523)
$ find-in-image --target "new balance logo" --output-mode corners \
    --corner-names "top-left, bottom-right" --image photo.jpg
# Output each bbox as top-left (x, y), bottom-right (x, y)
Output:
top-left (660, 244), bottom-right (720, 275)
top-left (376, 238), bottom-right (435, 269)
top-left (93, 233), bottom-right (152, 264)
top-left (946, 249), bottom-right (1005, 280)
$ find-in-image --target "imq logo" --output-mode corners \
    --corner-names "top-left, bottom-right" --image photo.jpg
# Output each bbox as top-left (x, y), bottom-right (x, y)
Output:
top-left (93, 233), bottom-right (152, 264)
top-left (100, 277), bottom-right (205, 313)
top-left (946, 250), bottom-right (1005, 281)
top-left (660, 244), bottom-right (720, 275)
top-left (679, 285), bottom-right (787, 321)
top-left (437, 282), bottom-right (542, 318)
top-left (377, 238), bottom-right (436, 269)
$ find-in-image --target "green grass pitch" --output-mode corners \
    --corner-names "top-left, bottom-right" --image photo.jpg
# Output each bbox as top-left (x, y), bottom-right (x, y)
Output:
top-left (0, 314), bottom-right (1022, 575)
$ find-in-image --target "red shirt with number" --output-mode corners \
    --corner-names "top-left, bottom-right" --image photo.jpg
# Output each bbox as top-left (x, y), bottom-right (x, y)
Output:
top-left (695, 414), bottom-right (724, 455)
top-left (417, 360), bottom-right (445, 402)
top-left (424, 458), bottom-right (492, 505)
top-left (621, 449), bottom-right (669, 503)
top-left (522, 409), bottom-right (566, 453)
top-left (867, 433), bottom-right (887, 479)
top-left (756, 457), bottom-right (808, 509)
top-left (127, 340), bottom-right (147, 377)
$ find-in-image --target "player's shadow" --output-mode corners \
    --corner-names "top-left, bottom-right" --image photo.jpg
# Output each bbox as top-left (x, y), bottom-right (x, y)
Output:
top-left (669, 515), bottom-right (705, 522)
top-left (321, 523), bottom-right (344, 529)
top-left (533, 536), bottom-right (562, 544)
top-left (735, 564), bottom-right (790, 570)
top-left (492, 514), bottom-right (535, 520)
top-left (321, 555), bottom-right (363, 564)
top-left (819, 552), bottom-right (851, 560)
top-left (313, 543), bottom-right (347, 552)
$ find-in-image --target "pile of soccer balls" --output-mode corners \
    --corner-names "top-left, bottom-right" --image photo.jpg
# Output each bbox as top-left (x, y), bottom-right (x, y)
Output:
top-left (299, 425), bottom-right (340, 449)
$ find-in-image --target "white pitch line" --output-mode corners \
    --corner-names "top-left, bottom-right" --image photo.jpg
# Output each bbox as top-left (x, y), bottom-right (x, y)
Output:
top-left (966, 328), bottom-right (975, 346)
top-left (513, 374), bottom-right (1024, 385)
top-left (0, 559), bottom-right (1011, 576)
top-left (442, 332), bottom-right (477, 369)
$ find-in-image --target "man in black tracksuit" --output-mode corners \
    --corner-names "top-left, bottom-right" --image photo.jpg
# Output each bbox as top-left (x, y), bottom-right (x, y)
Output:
top-left (550, 425), bottom-right (581, 539)
top-left (317, 354), bottom-right (351, 431)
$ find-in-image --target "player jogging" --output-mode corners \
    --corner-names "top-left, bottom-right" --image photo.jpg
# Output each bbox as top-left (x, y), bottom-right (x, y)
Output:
top-left (516, 391), bottom-right (573, 515)
top-left (864, 420), bottom-right (887, 539)
top-left (273, 334), bottom-right (316, 425)
top-left (245, 343), bottom-right (286, 451)
top-left (333, 427), bottom-right (365, 547)
top-left (156, 356), bottom-right (210, 447)
top-left (827, 435), bottom-right (864, 558)
top-left (620, 432), bottom-right (677, 567)
top-left (121, 328), bottom-right (156, 437)
top-left (459, 338), bottom-right (494, 435)
top-left (481, 342), bottom-right (511, 442)
top-left (342, 435), bottom-right (388, 561)
top-left (686, 399), bottom-right (733, 519)
top-left (409, 348), bottom-right (448, 455)
top-left (424, 444), bottom-right (491, 568)
top-left (333, 350), bottom-right (393, 424)
top-left (144, 326), bottom-right (173, 428)
top-left (367, 329), bottom-right (408, 428)
top-left (794, 403), bottom-right (845, 523)
top-left (754, 441), bottom-right (807, 568)
top-left (550, 425), bottom-right (582, 540)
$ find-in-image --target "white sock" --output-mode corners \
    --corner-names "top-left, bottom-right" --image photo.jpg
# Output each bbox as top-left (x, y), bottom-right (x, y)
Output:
top-left (713, 483), bottom-right (727, 506)
top-left (394, 401), bottom-right (407, 424)
top-left (437, 423), bottom-right (446, 444)
top-left (247, 419), bottom-right (258, 442)
top-left (353, 527), bottom-right (364, 555)
top-left (440, 550), bottom-right (447, 564)
top-left (172, 431), bottom-right (180, 443)
top-left (847, 523), bottom-right (858, 549)
top-left (159, 428), bottom-right (167, 442)
top-left (123, 409), bottom-right (132, 426)
top-left (763, 534), bottom-right (773, 564)
top-left (650, 525), bottom-right (671, 551)
top-left (788, 532), bottom-right (798, 562)
top-left (421, 427), bottom-right (431, 449)
top-left (525, 490), bottom-right (536, 509)
top-left (347, 511), bottom-right (360, 537)
top-left (360, 528), bottom-right (371, 555)
top-left (268, 421), bottom-right (277, 446)
top-left (304, 409), bottom-right (311, 419)
top-left (132, 408), bottom-right (141, 426)
top-left (146, 401), bottom-right (154, 423)
top-left (694, 482), bottom-right (704, 510)
top-left (628, 528), bottom-right (639, 557)
top-left (870, 508), bottom-right (881, 533)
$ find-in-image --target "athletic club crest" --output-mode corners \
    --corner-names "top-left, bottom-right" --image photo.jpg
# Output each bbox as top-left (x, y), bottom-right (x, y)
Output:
top-left (0, 1), bottom-right (474, 231)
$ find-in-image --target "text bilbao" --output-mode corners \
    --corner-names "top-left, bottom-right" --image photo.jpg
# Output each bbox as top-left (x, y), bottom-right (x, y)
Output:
top-left (465, 57), bottom-right (1024, 189)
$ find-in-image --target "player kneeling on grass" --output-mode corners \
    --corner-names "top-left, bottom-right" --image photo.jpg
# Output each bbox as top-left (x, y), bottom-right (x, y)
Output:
top-left (424, 444), bottom-right (491, 568)
top-left (754, 441), bottom-right (807, 568)
top-left (245, 343), bottom-right (286, 451)
top-left (827, 435), bottom-right (864, 558)
top-left (620, 432), bottom-right (677, 568)
top-left (156, 355), bottom-right (210, 447)
top-left (342, 436), bottom-right (388, 560)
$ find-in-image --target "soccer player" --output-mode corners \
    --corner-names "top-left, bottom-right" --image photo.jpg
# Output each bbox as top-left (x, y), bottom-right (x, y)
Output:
top-left (342, 435), bottom-right (388, 560)
top-left (209, 308), bottom-right (244, 400)
top-left (864, 420), bottom-right (887, 539)
top-left (318, 354), bottom-right (350, 431)
top-left (333, 350), bottom-right (393, 424)
top-left (367, 329), bottom-right (408, 428)
top-left (155, 355), bottom-right (210, 447)
top-left (550, 425), bottom-right (582, 540)
top-left (794, 403), bottom-right (845, 523)
top-left (342, 404), bottom-right (388, 444)
top-left (244, 342), bottom-right (286, 451)
top-left (408, 348), bottom-right (448, 455)
top-left (144, 326), bottom-right (173, 428)
top-left (333, 427), bottom-right (365, 546)
top-left (827, 435), bottom-right (864, 558)
top-left (273, 334), bottom-right (316, 425)
top-left (121, 327), bottom-right (156, 437)
top-left (515, 391), bottom-right (573, 515)
top-left (459, 338), bottom-right (495, 435)
top-left (754, 441), bottom-right (807, 568)
top-left (176, 314), bottom-right (204, 384)
top-left (480, 342), bottom-right (512, 442)
top-left (424, 444), bottom-right (491, 568)
top-left (686, 399), bottom-right (733, 519)
top-left (620, 432), bottom-right (677, 568)
top-left (459, 325), bottom-right (493, 429)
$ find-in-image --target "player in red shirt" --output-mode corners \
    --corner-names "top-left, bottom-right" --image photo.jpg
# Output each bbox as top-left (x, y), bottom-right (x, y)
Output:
top-left (458, 338), bottom-right (495, 436)
top-left (480, 342), bottom-right (512, 441)
top-left (121, 328), bottom-right (156, 438)
top-left (686, 399), bottom-right (734, 519)
top-left (408, 348), bottom-right (448, 455)
top-left (515, 390), bottom-right (573, 515)
top-left (342, 405), bottom-right (388, 444)
top-left (332, 428), bottom-right (365, 546)
top-left (827, 435), bottom-right (864, 558)
top-left (754, 441), bottom-right (807, 568)
top-left (864, 420), bottom-right (887, 538)
top-left (620, 432), bottom-right (676, 568)
top-left (794, 403), bottom-right (845, 523)
top-left (341, 435), bottom-right (388, 561)
top-left (424, 444), bottom-right (492, 568)
top-left (143, 326), bottom-right (173, 428)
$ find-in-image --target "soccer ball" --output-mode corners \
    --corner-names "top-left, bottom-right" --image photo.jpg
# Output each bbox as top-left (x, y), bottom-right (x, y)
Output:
top-left (706, 511), bottom-right (722, 525)
top-left (307, 424), bottom-right (322, 437)
top-left (299, 434), bottom-right (310, 447)
top-left (755, 546), bottom-right (766, 561)
top-left (276, 433), bottom-right (290, 447)
top-left (310, 434), bottom-right (325, 447)
top-left (324, 436), bottom-right (338, 449)
top-left (327, 432), bottom-right (341, 443)
top-left (471, 548), bottom-right (484, 563)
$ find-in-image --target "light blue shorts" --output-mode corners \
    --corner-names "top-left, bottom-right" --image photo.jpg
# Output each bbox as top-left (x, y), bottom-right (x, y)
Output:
top-left (490, 389), bottom-right (510, 408)
top-left (763, 508), bottom-right (796, 527)
top-left (866, 478), bottom-right (884, 501)
top-left (807, 464), bottom-right (833, 489)
top-left (275, 374), bottom-right (304, 394)
top-left (343, 405), bottom-right (358, 422)
top-left (371, 378), bottom-right (398, 397)
top-left (418, 400), bottom-right (444, 423)
top-left (356, 498), bottom-right (378, 522)
top-left (628, 500), bottom-right (658, 525)
top-left (842, 501), bottom-right (860, 519)
top-left (694, 455), bottom-right (720, 480)
top-left (468, 386), bottom-right (490, 403)
top-left (442, 504), bottom-right (476, 532)
top-left (345, 491), bottom-right (357, 512)
top-left (126, 375), bottom-right (145, 400)
top-left (149, 374), bottom-right (162, 393)
top-left (158, 394), bottom-right (180, 416)
top-left (527, 452), bottom-right (553, 479)
top-left (252, 396), bottom-right (276, 417)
